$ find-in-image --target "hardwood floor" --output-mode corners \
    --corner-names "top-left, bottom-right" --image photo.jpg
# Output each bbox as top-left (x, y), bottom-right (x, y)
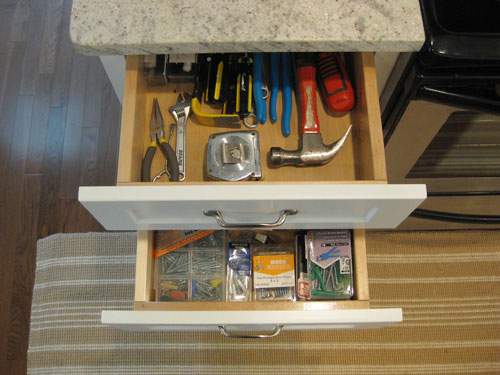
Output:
top-left (0, 1), bottom-right (122, 373)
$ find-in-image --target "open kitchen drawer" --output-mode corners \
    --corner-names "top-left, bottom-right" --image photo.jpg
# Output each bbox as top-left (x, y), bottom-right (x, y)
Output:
top-left (79, 53), bottom-right (426, 230)
top-left (79, 52), bottom-right (425, 334)
top-left (101, 229), bottom-right (403, 335)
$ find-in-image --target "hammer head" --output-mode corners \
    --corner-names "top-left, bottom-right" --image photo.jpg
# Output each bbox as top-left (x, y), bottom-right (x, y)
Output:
top-left (269, 125), bottom-right (352, 167)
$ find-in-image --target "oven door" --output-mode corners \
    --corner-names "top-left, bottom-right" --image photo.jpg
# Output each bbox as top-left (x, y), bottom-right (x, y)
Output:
top-left (385, 98), bottom-right (500, 229)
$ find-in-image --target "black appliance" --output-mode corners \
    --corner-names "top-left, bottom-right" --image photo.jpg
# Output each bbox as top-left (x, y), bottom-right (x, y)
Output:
top-left (382, 0), bottom-right (500, 229)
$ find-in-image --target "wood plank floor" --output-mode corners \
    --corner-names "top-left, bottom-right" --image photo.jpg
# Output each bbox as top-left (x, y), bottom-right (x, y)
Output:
top-left (0, 1), bottom-right (122, 373)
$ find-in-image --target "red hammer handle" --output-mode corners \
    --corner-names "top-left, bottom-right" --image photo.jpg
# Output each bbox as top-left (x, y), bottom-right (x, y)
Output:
top-left (297, 64), bottom-right (320, 134)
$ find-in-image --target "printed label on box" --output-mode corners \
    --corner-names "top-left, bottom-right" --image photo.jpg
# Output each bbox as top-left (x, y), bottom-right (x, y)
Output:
top-left (253, 254), bottom-right (295, 288)
top-left (227, 242), bottom-right (252, 277)
top-left (307, 230), bottom-right (352, 269)
top-left (340, 256), bottom-right (351, 274)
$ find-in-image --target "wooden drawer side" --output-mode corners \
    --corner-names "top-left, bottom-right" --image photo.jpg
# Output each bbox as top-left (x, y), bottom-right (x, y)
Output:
top-left (353, 229), bottom-right (370, 301)
top-left (134, 230), bottom-right (155, 302)
top-left (117, 56), bottom-right (148, 184)
top-left (351, 52), bottom-right (387, 182)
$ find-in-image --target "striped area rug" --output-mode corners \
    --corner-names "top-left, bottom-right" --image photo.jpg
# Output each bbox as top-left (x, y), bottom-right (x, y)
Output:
top-left (28, 231), bottom-right (500, 374)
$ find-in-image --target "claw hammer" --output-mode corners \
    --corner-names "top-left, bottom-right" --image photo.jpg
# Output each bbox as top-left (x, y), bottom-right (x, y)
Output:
top-left (269, 53), bottom-right (351, 167)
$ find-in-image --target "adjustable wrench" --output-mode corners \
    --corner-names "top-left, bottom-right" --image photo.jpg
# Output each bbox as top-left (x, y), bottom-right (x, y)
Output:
top-left (169, 93), bottom-right (192, 181)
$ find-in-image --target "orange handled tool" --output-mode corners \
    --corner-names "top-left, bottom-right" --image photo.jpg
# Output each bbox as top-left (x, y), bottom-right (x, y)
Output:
top-left (317, 52), bottom-right (355, 114)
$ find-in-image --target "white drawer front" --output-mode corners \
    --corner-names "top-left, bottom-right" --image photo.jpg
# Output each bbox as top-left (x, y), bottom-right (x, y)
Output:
top-left (79, 184), bottom-right (426, 230)
top-left (101, 309), bottom-right (403, 334)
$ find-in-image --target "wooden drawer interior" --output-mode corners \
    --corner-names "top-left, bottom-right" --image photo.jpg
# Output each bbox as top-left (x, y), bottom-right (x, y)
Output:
top-left (117, 52), bottom-right (387, 186)
top-left (134, 229), bottom-right (370, 311)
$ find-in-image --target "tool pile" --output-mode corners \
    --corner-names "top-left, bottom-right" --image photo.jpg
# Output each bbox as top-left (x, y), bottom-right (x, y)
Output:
top-left (154, 229), bottom-right (354, 303)
top-left (141, 52), bottom-right (355, 182)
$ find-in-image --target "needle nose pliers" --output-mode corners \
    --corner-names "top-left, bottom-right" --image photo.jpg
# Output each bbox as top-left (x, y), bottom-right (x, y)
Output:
top-left (141, 99), bottom-right (179, 182)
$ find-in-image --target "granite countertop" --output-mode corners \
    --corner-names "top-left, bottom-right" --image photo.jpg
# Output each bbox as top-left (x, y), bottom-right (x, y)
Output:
top-left (70, 0), bottom-right (425, 55)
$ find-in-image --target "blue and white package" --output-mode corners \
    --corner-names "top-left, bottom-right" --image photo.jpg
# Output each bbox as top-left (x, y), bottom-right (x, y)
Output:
top-left (226, 242), bottom-right (252, 301)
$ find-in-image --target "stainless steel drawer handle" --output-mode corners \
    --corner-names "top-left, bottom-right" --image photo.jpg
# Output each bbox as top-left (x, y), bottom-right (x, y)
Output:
top-left (218, 325), bottom-right (283, 338)
top-left (203, 209), bottom-right (297, 228)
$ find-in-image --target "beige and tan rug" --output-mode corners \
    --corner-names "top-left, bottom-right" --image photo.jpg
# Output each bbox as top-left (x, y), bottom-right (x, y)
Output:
top-left (28, 230), bottom-right (500, 374)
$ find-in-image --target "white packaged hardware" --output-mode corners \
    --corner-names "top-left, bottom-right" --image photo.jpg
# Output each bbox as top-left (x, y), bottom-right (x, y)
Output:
top-left (306, 230), bottom-right (354, 300)
top-left (253, 248), bottom-right (295, 302)
top-left (226, 242), bottom-right (252, 302)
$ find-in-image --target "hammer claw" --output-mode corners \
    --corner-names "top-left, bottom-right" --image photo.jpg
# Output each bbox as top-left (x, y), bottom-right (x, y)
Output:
top-left (270, 124), bottom-right (352, 167)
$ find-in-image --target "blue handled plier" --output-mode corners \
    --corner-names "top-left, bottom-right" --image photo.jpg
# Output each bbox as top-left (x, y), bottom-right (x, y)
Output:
top-left (252, 53), bottom-right (266, 124)
top-left (269, 52), bottom-right (292, 136)
top-left (269, 53), bottom-right (279, 124)
top-left (280, 52), bottom-right (292, 137)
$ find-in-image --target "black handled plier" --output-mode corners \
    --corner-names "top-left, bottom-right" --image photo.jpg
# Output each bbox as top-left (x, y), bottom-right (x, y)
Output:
top-left (141, 99), bottom-right (179, 182)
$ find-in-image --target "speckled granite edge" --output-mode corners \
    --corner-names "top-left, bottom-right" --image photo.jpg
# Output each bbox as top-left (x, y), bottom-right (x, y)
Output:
top-left (71, 0), bottom-right (425, 55)
top-left (71, 40), bottom-right (426, 56)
